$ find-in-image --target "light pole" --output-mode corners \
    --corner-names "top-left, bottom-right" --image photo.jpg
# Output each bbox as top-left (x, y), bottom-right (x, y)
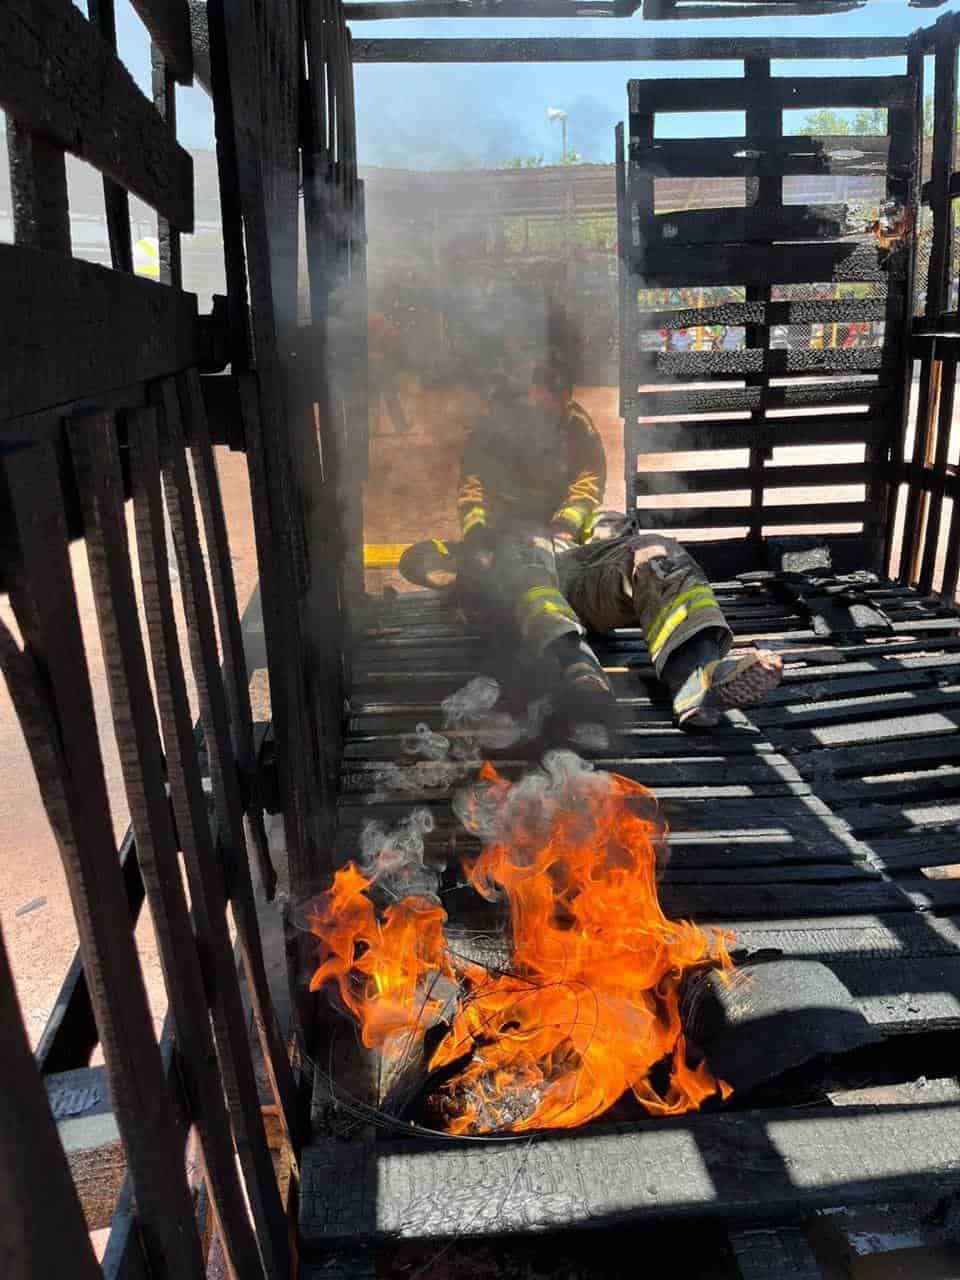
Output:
top-left (546, 107), bottom-right (567, 164)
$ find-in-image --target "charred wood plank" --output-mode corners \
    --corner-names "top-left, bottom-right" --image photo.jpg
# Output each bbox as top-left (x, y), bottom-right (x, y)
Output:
top-left (632, 503), bottom-right (869, 529)
top-left (5, 120), bottom-right (70, 252)
top-left (128, 405), bottom-right (290, 1277)
top-left (68, 410), bottom-right (266, 1280)
top-left (642, 205), bottom-right (864, 244)
top-left (629, 76), bottom-right (914, 115)
top-left (729, 1226), bottom-right (824, 1280)
top-left (638, 298), bottom-right (892, 330)
top-left (755, 684), bottom-right (960, 730)
top-left (632, 135), bottom-right (892, 180)
top-left (180, 370), bottom-right (276, 899)
top-left (129, 0), bottom-right (193, 82)
top-left (35, 828), bottom-right (145, 1074)
top-left (632, 461), bottom-right (875, 496)
top-left (86, 0), bottom-right (135, 273)
top-left (624, 381), bottom-right (892, 418)
top-left (0, 441), bottom-right (204, 1276)
top-left (0, 0), bottom-right (194, 228)
top-left (0, 924), bottom-right (101, 1279)
top-left (773, 706), bottom-right (960, 753)
top-left (157, 378), bottom-right (301, 1153)
top-left (626, 417), bottom-right (888, 454)
top-left (654, 348), bottom-right (892, 379)
top-left (299, 1096), bottom-right (960, 1242)
top-left (0, 244), bottom-right (198, 422)
top-left (351, 37), bottom-right (909, 59)
top-left (630, 242), bottom-right (887, 287)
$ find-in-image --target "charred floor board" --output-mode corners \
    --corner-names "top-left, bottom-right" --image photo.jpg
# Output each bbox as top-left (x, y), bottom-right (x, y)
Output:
top-left (303, 576), bottom-right (960, 1245)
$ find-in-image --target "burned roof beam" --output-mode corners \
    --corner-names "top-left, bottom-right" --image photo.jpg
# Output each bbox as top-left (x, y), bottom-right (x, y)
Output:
top-left (345, 0), bottom-right (637, 17)
top-left (352, 36), bottom-right (909, 60)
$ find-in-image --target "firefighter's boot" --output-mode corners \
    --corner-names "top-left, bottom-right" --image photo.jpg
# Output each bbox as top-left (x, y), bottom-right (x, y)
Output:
top-left (664, 631), bottom-right (783, 730)
top-left (547, 634), bottom-right (617, 749)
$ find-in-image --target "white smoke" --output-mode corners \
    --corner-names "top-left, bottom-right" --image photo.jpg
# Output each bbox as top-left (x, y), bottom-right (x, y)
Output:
top-left (356, 807), bottom-right (440, 903)
top-left (367, 675), bottom-right (551, 801)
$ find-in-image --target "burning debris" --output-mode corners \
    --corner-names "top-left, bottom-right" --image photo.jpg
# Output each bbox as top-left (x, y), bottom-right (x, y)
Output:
top-left (309, 751), bottom-right (732, 1135)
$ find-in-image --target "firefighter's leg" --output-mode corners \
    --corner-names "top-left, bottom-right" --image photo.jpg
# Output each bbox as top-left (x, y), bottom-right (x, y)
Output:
top-left (496, 529), bottom-right (615, 737)
top-left (561, 533), bottom-right (780, 728)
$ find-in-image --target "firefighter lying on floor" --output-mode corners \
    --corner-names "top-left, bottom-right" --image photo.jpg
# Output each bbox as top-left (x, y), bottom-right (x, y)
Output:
top-left (399, 355), bottom-right (783, 735)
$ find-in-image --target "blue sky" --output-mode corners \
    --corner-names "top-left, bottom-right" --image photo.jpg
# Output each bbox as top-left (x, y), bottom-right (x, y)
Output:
top-left (109, 0), bottom-right (955, 164)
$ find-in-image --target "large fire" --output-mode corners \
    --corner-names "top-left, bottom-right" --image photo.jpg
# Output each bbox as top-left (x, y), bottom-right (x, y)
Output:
top-left (309, 756), bottom-right (732, 1133)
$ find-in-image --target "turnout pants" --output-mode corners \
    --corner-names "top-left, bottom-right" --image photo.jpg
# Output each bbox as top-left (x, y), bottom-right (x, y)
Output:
top-left (463, 521), bottom-right (731, 674)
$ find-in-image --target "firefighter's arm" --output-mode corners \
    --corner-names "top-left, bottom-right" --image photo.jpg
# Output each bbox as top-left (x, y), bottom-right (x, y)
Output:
top-left (551, 408), bottom-right (606, 543)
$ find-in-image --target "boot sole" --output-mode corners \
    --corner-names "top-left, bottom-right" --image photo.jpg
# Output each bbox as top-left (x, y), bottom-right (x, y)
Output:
top-left (677, 652), bottom-right (783, 729)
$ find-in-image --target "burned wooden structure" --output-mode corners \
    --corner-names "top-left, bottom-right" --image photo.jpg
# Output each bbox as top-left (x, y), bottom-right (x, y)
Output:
top-left (4, 4), bottom-right (960, 1280)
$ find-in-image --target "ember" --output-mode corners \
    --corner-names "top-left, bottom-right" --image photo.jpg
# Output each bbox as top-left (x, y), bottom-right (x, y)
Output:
top-left (309, 752), bottom-right (732, 1133)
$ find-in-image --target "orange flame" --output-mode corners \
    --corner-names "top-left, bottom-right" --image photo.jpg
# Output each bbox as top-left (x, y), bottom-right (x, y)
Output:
top-left (309, 762), bottom-right (732, 1133)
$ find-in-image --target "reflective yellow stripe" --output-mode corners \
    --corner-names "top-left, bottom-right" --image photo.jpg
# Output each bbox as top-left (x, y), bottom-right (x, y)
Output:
top-left (519, 599), bottom-right (579, 636)
top-left (554, 505), bottom-right (584, 530)
top-left (649, 596), bottom-right (719, 660)
top-left (577, 510), bottom-right (598, 545)
top-left (461, 507), bottom-right (486, 533)
top-left (568, 472), bottom-right (601, 504)
top-left (519, 586), bottom-right (568, 607)
top-left (646, 586), bottom-right (717, 651)
top-left (431, 538), bottom-right (450, 556)
top-left (517, 585), bottom-right (578, 631)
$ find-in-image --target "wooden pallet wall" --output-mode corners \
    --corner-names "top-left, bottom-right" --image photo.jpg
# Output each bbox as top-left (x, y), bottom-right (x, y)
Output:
top-left (619, 52), bottom-right (921, 562)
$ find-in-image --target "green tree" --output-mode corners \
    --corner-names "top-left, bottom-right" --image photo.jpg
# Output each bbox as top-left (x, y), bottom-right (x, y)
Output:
top-left (504, 154), bottom-right (544, 169)
top-left (789, 107), bottom-right (886, 137)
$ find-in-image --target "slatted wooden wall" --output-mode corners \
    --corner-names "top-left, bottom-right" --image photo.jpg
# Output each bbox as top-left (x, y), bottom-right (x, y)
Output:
top-left (619, 46), bottom-right (920, 569)
top-left (0, 0), bottom-right (363, 1273)
top-left (897, 13), bottom-right (960, 599)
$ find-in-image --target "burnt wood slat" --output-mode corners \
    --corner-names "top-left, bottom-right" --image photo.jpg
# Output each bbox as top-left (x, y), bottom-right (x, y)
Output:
top-left (0, 243), bottom-right (198, 421)
top-left (157, 379), bottom-right (301, 1153)
top-left (0, 920), bottom-right (101, 1280)
top-left (630, 241), bottom-right (887, 287)
top-left (151, 45), bottom-right (183, 290)
top-left (631, 462), bottom-right (873, 496)
top-left (67, 410), bottom-right (265, 1280)
top-left (351, 37), bottom-right (910, 60)
top-left (638, 299), bottom-right (892, 330)
top-left (625, 417), bottom-right (888, 454)
top-left (179, 370), bottom-right (277, 900)
top-left (86, 0), bottom-right (135, 273)
top-left (300, 1097), bottom-right (960, 1242)
top-left (5, 119), bottom-right (71, 253)
top-left (0, 441), bottom-right (205, 1276)
top-left (632, 503), bottom-right (869, 529)
top-left (654, 348), bottom-right (891, 379)
top-left (632, 136), bottom-right (892, 180)
top-left (35, 828), bottom-right (145, 1074)
top-left (643, 205), bottom-right (863, 245)
top-left (128, 405), bottom-right (290, 1279)
top-left (208, 0), bottom-right (335, 908)
top-left (624, 381), bottom-right (892, 418)
top-left (0, 0), bottom-right (194, 229)
top-left (129, 0), bottom-right (193, 83)
top-left (629, 75), bottom-right (914, 115)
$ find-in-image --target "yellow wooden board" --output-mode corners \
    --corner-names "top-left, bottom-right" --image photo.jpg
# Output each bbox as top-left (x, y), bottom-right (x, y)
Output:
top-left (362, 543), bottom-right (410, 567)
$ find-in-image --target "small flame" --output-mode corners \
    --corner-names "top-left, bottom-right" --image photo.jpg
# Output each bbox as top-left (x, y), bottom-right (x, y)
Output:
top-left (309, 757), bottom-right (732, 1133)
